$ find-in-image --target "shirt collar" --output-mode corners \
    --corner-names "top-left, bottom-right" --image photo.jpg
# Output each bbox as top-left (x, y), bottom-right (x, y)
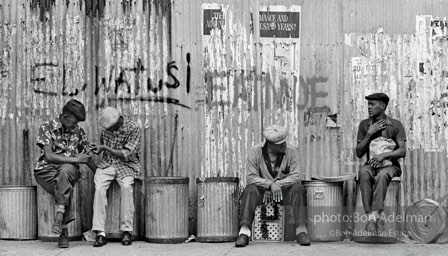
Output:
top-left (104, 120), bottom-right (127, 134)
top-left (368, 115), bottom-right (392, 126)
top-left (52, 117), bottom-right (79, 133)
top-left (52, 118), bottom-right (63, 132)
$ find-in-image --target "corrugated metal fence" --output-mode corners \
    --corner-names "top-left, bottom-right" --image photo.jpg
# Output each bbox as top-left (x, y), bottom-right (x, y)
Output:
top-left (1, 0), bottom-right (448, 233)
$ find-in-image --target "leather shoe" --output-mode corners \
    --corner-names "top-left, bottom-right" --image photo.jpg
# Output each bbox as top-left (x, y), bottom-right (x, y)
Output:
top-left (296, 232), bottom-right (311, 246)
top-left (122, 231), bottom-right (132, 246)
top-left (57, 228), bottom-right (69, 248)
top-left (51, 212), bottom-right (64, 235)
top-left (365, 220), bottom-right (377, 234)
top-left (93, 235), bottom-right (107, 247)
top-left (235, 234), bottom-right (249, 247)
top-left (376, 219), bottom-right (386, 234)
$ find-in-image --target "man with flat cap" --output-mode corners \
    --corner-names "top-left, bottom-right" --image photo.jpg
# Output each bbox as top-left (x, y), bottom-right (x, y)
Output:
top-left (34, 99), bottom-right (96, 248)
top-left (91, 107), bottom-right (141, 247)
top-left (235, 124), bottom-right (310, 247)
top-left (356, 93), bottom-right (406, 234)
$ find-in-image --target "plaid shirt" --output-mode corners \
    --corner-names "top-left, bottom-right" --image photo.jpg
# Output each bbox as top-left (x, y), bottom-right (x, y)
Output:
top-left (35, 118), bottom-right (89, 171)
top-left (97, 120), bottom-right (141, 179)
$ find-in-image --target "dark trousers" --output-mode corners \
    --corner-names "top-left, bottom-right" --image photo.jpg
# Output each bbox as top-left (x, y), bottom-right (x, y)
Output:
top-left (359, 165), bottom-right (401, 213)
top-left (34, 163), bottom-right (81, 224)
top-left (239, 183), bottom-right (307, 229)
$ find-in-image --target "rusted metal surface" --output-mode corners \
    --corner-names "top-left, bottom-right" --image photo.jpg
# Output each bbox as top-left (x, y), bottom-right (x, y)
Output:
top-left (1, 0), bottom-right (448, 234)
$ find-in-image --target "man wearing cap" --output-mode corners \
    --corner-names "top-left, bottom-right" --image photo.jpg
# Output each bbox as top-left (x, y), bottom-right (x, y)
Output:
top-left (91, 107), bottom-right (141, 247)
top-left (235, 124), bottom-right (310, 247)
top-left (356, 93), bottom-right (406, 234)
top-left (34, 99), bottom-right (96, 248)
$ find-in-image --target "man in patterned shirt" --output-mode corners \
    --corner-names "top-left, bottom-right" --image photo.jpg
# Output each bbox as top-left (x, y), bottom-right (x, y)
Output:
top-left (91, 107), bottom-right (141, 247)
top-left (34, 99), bottom-right (96, 248)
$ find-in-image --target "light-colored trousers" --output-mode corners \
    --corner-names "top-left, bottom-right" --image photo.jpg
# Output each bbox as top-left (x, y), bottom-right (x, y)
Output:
top-left (92, 166), bottom-right (134, 232)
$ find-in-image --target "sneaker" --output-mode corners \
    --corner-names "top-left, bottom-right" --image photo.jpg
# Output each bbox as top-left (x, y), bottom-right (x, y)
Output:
top-left (51, 212), bottom-right (64, 235)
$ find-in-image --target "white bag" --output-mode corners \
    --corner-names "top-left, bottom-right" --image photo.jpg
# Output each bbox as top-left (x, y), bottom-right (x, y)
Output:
top-left (369, 137), bottom-right (396, 168)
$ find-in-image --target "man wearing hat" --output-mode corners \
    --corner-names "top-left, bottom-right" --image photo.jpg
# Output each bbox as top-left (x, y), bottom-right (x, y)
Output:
top-left (34, 99), bottom-right (96, 248)
top-left (90, 107), bottom-right (141, 247)
top-left (235, 124), bottom-right (310, 247)
top-left (356, 93), bottom-right (406, 234)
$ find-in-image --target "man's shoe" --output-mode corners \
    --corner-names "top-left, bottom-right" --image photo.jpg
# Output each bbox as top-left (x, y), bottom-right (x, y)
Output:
top-left (93, 235), bottom-right (107, 247)
top-left (365, 220), bottom-right (377, 234)
top-left (57, 228), bottom-right (69, 248)
top-left (376, 219), bottom-right (386, 234)
top-left (235, 234), bottom-right (249, 247)
top-left (122, 231), bottom-right (132, 246)
top-left (296, 232), bottom-right (311, 246)
top-left (51, 212), bottom-right (64, 235)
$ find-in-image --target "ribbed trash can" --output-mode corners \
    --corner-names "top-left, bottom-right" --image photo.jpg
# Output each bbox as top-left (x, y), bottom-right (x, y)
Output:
top-left (0, 186), bottom-right (37, 240)
top-left (37, 185), bottom-right (82, 241)
top-left (105, 179), bottom-right (143, 240)
top-left (145, 177), bottom-right (189, 243)
top-left (303, 180), bottom-right (344, 242)
top-left (353, 177), bottom-right (401, 243)
top-left (196, 177), bottom-right (239, 242)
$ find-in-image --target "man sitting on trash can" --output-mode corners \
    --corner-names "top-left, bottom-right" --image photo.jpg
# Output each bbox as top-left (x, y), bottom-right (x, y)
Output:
top-left (91, 107), bottom-right (142, 247)
top-left (235, 124), bottom-right (310, 247)
top-left (356, 93), bottom-right (406, 234)
top-left (34, 99), bottom-right (96, 248)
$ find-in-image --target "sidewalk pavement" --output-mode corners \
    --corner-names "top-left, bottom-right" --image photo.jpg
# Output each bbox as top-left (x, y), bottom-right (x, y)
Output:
top-left (1, 239), bottom-right (448, 256)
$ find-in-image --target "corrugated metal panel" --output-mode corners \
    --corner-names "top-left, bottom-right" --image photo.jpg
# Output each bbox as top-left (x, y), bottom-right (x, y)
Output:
top-left (0, 0), bottom-right (187, 232)
top-left (194, 0), bottom-right (343, 184)
top-left (1, 0), bottom-right (448, 234)
top-left (0, 186), bottom-right (37, 240)
top-left (342, 10), bottom-right (448, 206)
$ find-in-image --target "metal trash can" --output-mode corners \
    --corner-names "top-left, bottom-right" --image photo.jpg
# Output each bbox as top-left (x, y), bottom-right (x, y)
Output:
top-left (353, 177), bottom-right (401, 243)
top-left (196, 177), bottom-right (239, 242)
top-left (303, 180), bottom-right (344, 242)
top-left (105, 179), bottom-right (143, 240)
top-left (37, 185), bottom-right (82, 241)
top-left (0, 186), bottom-right (37, 240)
top-left (145, 177), bottom-right (189, 243)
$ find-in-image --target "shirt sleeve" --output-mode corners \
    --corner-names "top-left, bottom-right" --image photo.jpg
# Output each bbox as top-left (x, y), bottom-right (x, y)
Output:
top-left (395, 121), bottom-right (407, 142)
top-left (77, 128), bottom-right (90, 152)
top-left (246, 149), bottom-right (274, 189)
top-left (356, 120), bottom-right (367, 144)
top-left (120, 124), bottom-right (141, 162)
top-left (100, 131), bottom-right (104, 145)
top-left (276, 149), bottom-right (301, 187)
top-left (36, 123), bottom-right (51, 148)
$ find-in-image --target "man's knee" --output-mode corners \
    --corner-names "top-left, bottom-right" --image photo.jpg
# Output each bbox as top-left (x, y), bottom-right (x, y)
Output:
top-left (58, 164), bottom-right (80, 182)
top-left (242, 184), bottom-right (262, 198)
top-left (375, 170), bottom-right (392, 183)
top-left (119, 182), bottom-right (134, 193)
top-left (359, 166), bottom-right (373, 180)
top-left (290, 183), bottom-right (306, 195)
